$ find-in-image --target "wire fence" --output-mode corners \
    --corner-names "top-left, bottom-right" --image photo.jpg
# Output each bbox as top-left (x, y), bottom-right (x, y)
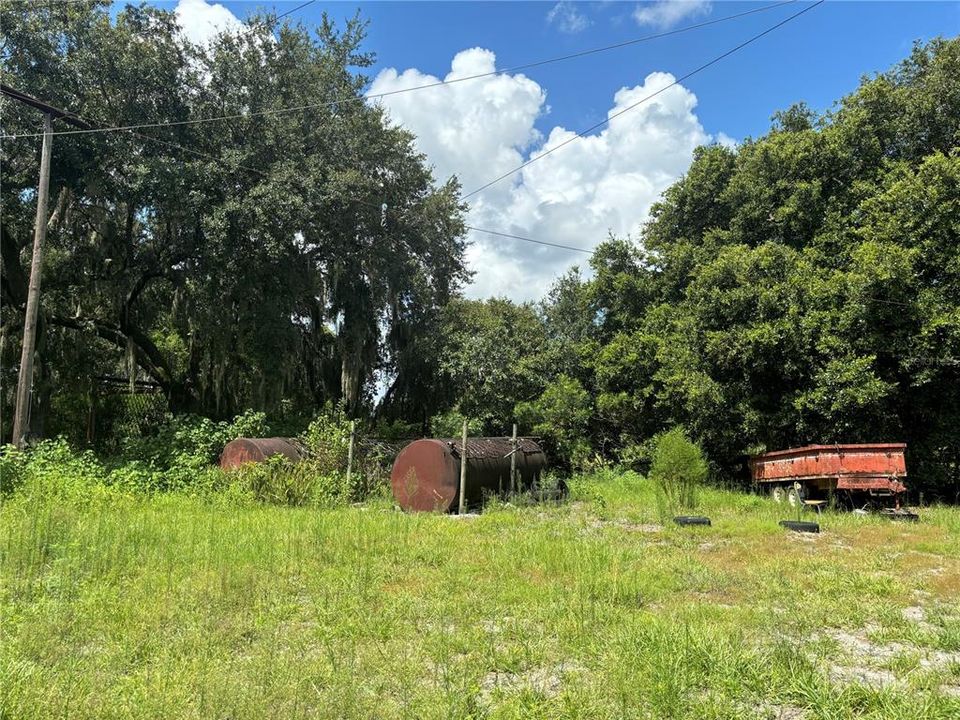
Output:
top-left (45, 376), bottom-right (168, 453)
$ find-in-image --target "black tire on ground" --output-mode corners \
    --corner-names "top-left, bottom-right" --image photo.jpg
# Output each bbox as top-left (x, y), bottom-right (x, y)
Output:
top-left (880, 509), bottom-right (919, 522)
top-left (779, 520), bottom-right (820, 533)
top-left (674, 516), bottom-right (711, 526)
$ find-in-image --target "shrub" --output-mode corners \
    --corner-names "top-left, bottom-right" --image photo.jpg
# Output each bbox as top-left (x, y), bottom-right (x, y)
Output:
top-left (303, 405), bottom-right (351, 470)
top-left (230, 455), bottom-right (349, 507)
top-left (648, 427), bottom-right (708, 519)
top-left (0, 439), bottom-right (133, 506)
top-left (300, 405), bottom-right (393, 503)
top-left (120, 409), bottom-right (268, 469)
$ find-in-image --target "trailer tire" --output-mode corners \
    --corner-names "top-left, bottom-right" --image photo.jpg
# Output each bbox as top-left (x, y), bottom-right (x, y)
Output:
top-left (786, 485), bottom-right (806, 508)
top-left (769, 485), bottom-right (786, 504)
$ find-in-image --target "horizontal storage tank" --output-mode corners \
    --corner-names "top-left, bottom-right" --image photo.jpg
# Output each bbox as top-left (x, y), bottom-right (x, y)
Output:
top-left (219, 437), bottom-right (303, 470)
top-left (391, 437), bottom-right (546, 512)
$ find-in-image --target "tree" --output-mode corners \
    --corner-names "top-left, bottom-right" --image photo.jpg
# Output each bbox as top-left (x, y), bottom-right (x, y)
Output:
top-left (515, 375), bottom-right (592, 468)
top-left (586, 37), bottom-right (960, 498)
top-left (0, 3), bottom-right (468, 438)
top-left (432, 298), bottom-right (548, 433)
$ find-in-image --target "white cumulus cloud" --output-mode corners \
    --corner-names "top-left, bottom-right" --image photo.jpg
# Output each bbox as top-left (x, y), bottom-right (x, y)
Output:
top-left (546, 2), bottom-right (592, 34)
top-left (633, 0), bottom-right (712, 29)
top-left (371, 50), bottom-right (723, 301)
top-left (175, 0), bottom-right (244, 46)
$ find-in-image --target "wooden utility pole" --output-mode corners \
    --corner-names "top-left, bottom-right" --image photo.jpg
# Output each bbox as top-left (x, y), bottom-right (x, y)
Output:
top-left (11, 114), bottom-right (53, 448)
top-left (458, 419), bottom-right (468, 515)
top-left (2, 85), bottom-right (90, 448)
top-left (345, 420), bottom-right (356, 486)
top-left (510, 423), bottom-right (518, 495)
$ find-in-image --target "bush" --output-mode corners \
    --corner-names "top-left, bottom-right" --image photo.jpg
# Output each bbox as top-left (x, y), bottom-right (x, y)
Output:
top-left (230, 455), bottom-right (349, 507)
top-left (1, 407), bottom-right (389, 509)
top-left (0, 439), bottom-right (134, 506)
top-left (303, 405), bottom-right (351, 470)
top-left (648, 427), bottom-right (708, 519)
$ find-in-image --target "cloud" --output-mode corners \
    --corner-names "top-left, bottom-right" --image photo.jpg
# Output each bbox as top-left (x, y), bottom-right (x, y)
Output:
top-left (546, 2), bottom-right (592, 34)
top-left (633, 0), bottom-right (712, 29)
top-left (371, 50), bottom-right (723, 301)
top-left (714, 131), bottom-right (737, 149)
top-left (174, 0), bottom-right (244, 46)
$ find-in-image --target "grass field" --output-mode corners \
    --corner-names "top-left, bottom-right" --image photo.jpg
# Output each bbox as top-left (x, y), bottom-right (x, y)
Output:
top-left (2, 472), bottom-right (960, 719)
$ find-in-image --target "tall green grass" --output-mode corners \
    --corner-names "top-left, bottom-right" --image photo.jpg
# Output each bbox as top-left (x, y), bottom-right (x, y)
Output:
top-left (2, 472), bottom-right (959, 718)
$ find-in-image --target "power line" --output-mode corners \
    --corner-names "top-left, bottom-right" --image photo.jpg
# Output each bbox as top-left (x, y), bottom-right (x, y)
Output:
top-left (465, 225), bottom-right (593, 255)
top-left (463, 1), bottom-right (824, 200)
top-left (1, 0), bottom-right (798, 140)
top-left (275, 0), bottom-right (315, 21)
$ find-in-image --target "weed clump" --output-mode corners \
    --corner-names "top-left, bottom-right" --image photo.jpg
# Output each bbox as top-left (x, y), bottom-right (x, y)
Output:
top-left (648, 427), bottom-right (708, 519)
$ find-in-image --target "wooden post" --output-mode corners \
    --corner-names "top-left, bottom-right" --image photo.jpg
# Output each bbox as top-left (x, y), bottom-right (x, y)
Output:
top-left (510, 423), bottom-right (518, 494)
top-left (458, 419), bottom-right (468, 515)
top-left (12, 113), bottom-right (53, 448)
top-left (346, 420), bottom-right (355, 486)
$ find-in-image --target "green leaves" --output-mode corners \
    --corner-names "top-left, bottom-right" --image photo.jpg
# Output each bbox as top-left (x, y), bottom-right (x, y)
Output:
top-left (581, 38), bottom-right (960, 495)
top-left (1, 6), bottom-right (468, 423)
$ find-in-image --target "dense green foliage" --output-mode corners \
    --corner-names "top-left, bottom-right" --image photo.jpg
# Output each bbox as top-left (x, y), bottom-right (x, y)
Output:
top-left (435, 39), bottom-right (960, 498)
top-left (1, 2), bottom-right (467, 431)
top-left (582, 38), bottom-right (960, 497)
top-left (0, 406), bottom-right (384, 507)
top-left (648, 427), bottom-right (708, 518)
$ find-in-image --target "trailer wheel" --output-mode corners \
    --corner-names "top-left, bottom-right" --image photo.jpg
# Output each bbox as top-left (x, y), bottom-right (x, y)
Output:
top-left (786, 485), bottom-right (806, 508)
top-left (769, 485), bottom-right (786, 504)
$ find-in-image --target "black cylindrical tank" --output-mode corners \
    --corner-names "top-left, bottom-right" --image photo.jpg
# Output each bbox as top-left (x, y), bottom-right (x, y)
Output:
top-left (390, 437), bottom-right (546, 512)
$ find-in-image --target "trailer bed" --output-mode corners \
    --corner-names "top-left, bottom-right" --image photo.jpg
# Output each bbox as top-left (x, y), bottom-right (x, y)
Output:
top-left (750, 443), bottom-right (907, 501)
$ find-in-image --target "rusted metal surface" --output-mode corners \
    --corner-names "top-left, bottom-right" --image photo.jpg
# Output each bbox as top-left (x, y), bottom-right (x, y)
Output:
top-left (391, 437), bottom-right (546, 512)
top-left (750, 443), bottom-right (907, 496)
top-left (219, 437), bottom-right (303, 470)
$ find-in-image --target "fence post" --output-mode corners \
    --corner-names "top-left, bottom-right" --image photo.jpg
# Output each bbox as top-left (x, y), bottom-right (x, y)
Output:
top-left (458, 419), bottom-right (468, 515)
top-left (346, 420), bottom-right (355, 487)
top-left (510, 423), bottom-right (518, 495)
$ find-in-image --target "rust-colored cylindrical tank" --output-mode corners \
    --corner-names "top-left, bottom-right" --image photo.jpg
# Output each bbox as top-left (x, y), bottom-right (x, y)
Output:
top-left (219, 437), bottom-right (303, 470)
top-left (390, 437), bottom-right (546, 512)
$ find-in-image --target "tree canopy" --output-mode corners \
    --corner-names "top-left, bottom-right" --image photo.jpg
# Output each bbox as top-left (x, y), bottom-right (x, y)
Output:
top-left (428, 38), bottom-right (960, 497)
top-left (1, 2), bottom-right (468, 430)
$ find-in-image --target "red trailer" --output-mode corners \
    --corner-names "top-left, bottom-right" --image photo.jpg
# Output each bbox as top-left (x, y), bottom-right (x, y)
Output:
top-left (750, 443), bottom-right (908, 508)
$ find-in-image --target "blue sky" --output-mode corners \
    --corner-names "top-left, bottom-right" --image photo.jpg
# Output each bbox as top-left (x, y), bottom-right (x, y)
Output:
top-left (207, 1), bottom-right (960, 145)
top-left (152, 1), bottom-right (960, 298)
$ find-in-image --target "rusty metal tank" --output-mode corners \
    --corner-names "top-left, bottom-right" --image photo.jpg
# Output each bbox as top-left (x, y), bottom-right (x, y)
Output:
top-left (390, 437), bottom-right (546, 512)
top-left (219, 437), bottom-right (303, 470)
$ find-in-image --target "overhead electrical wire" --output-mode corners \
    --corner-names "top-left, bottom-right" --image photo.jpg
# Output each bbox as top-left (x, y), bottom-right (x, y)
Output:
top-left (1, 0), bottom-right (799, 139)
top-left (0, 0), bottom-right (913, 319)
top-left (465, 226), bottom-right (593, 255)
top-left (462, 0), bottom-right (824, 200)
top-left (273, 0), bottom-right (315, 21)
top-left (0, 0), bottom-right (106, 7)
